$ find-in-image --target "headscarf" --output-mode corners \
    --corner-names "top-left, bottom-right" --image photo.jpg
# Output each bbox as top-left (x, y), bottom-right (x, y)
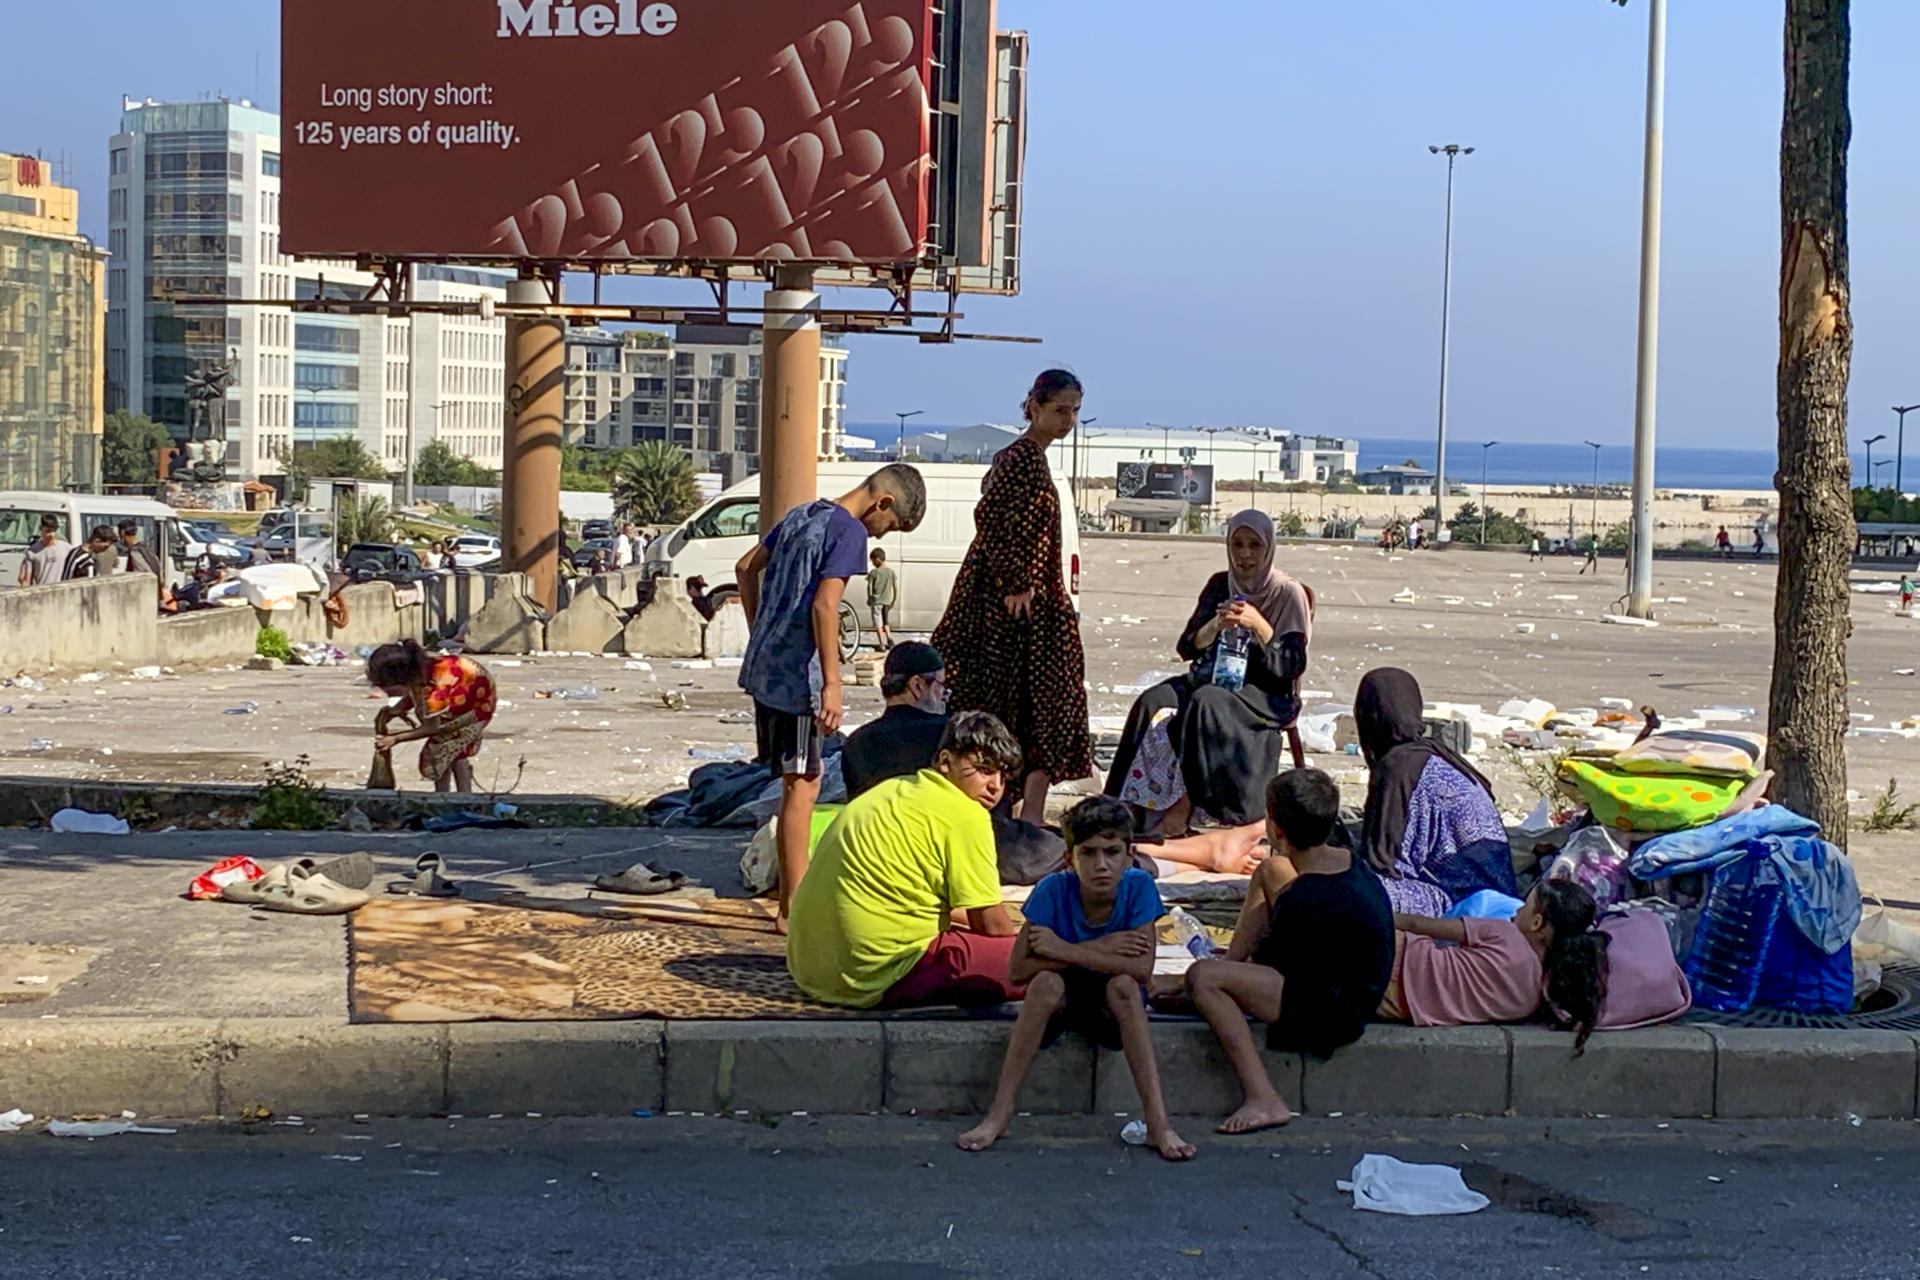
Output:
top-left (1224, 510), bottom-right (1312, 644)
top-left (1355, 667), bottom-right (1494, 874)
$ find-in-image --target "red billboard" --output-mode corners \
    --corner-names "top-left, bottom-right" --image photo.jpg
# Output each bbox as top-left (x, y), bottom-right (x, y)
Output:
top-left (281, 0), bottom-right (933, 264)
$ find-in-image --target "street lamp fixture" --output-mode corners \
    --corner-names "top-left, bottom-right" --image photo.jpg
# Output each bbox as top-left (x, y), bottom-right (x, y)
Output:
top-left (1895, 406), bottom-right (1919, 495)
top-left (1864, 433), bottom-right (1887, 490)
top-left (894, 409), bottom-right (924, 461)
top-left (1428, 143), bottom-right (1475, 546)
top-left (1583, 441), bottom-right (1603, 541)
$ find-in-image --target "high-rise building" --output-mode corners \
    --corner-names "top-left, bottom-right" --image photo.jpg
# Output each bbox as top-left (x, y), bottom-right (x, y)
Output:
top-left (562, 324), bottom-right (848, 481)
top-left (107, 99), bottom-right (507, 481)
top-left (0, 153), bottom-right (106, 491)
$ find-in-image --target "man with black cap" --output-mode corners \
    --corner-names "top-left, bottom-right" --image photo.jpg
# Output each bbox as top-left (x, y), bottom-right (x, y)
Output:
top-left (841, 642), bottom-right (951, 800)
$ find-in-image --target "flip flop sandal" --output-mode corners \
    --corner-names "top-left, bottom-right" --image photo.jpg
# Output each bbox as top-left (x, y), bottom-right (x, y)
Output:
top-left (594, 861), bottom-right (694, 896)
top-left (299, 852), bottom-right (375, 891)
top-left (387, 851), bottom-right (459, 898)
top-left (219, 861), bottom-right (291, 906)
top-left (255, 865), bottom-right (372, 915)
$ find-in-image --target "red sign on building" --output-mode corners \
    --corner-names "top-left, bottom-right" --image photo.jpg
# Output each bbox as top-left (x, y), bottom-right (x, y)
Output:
top-left (15, 157), bottom-right (43, 187)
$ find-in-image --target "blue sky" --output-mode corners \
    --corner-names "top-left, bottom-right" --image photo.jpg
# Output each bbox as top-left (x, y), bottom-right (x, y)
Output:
top-left (6, 1), bottom-right (1917, 451)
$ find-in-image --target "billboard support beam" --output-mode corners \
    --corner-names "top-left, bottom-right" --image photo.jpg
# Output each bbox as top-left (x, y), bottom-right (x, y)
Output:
top-left (759, 265), bottom-right (822, 535)
top-left (504, 273), bottom-right (564, 611)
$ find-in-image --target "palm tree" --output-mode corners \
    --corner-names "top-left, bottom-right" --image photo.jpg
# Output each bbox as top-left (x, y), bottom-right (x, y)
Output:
top-left (610, 442), bottom-right (701, 526)
top-left (335, 495), bottom-right (397, 550)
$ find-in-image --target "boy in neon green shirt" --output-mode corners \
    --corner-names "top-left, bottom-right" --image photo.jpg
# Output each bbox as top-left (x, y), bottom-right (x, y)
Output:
top-left (787, 712), bottom-right (1023, 1008)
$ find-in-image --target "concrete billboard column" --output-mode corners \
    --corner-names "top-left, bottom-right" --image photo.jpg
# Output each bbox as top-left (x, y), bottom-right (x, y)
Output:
top-left (504, 277), bottom-right (564, 611)
top-left (759, 266), bottom-right (821, 534)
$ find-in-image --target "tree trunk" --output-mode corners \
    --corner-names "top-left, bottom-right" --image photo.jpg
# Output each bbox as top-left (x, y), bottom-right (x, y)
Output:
top-left (1770, 0), bottom-right (1854, 845)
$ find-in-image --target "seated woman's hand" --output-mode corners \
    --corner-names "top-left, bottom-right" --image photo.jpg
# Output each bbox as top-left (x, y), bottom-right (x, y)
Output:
top-left (1219, 599), bottom-right (1275, 645)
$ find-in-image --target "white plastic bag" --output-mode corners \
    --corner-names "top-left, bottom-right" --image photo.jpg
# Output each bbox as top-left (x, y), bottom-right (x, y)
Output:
top-left (1854, 902), bottom-right (1920, 966)
top-left (740, 816), bottom-right (778, 894)
top-left (1337, 1154), bottom-right (1490, 1216)
top-left (49, 808), bottom-right (130, 835)
top-left (1298, 714), bottom-right (1339, 755)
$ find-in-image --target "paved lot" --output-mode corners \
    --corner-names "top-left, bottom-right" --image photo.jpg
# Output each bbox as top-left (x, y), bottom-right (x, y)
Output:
top-left (0, 1115), bottom-right (1914, 1279)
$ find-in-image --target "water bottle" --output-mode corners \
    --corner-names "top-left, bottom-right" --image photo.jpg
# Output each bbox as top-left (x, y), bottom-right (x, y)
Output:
top-left (1210, 597), bottom-right (1251, 692)
top-left (1683, 853), bottom-right (1783, 1013)
top-left (1169, 907), bottom-right (1216, 961)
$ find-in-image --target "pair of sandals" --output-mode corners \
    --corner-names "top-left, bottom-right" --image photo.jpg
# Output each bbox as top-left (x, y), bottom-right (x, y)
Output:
top-left (593, 861), bottom-right (696, 896)
top-left (219, 853), bottom-right (376, 915)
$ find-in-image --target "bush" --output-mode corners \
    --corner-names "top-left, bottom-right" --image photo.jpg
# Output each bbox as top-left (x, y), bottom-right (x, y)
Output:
top-left (253, 755), bottom-right (332, 832)
top-left (1446, 502), bottom-right (1545, 546)
top-left (255, 626), bottom-right (293, 661)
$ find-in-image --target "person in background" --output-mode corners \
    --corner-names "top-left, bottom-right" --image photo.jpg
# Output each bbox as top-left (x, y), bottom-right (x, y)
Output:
top-left (1103, 510), bottom-right (1310, 836)
top-left (737, 463), bottom-right (927, 930)
top-left (248, 538), bottom-right (271, 566)
top-left (1184, 769), bottom-right (1394, 1135)
top-left (1753, 524), bottom-right (1766, 556)
top-left (932, 369), bottom-right (1092, 824)
top-left (85, 526), bottom-right (121, 577)
top-left (1903, 574), bottom-right (1914, 614)
top-left (1528, 534), bottom-right (1542, 563)
top-left (119, 519), bottom-right (175, 611)
top-left (1578, 534), bottom-right (1600, 574)
top-left (1715, 525), bottom-right (1732, 559)
top-left (1354, 667), bottom-right (1517, 914)
top-left (842, 642), bottom-right (950, 799)
top-left (786, 711), bottom-right (1023, 1009)
top-left (957, 797), bottom-right (1190, 1161)
top-left (613, 523), bottom-right (635, 569)
top-left (867, 547), bottom-right (898, 650)
top-left (629, 523), bottom-right (650, 563)
top-left (368, 640), bottom-right (499, 793)
top-left (18, 515), bottom-right (74, 587)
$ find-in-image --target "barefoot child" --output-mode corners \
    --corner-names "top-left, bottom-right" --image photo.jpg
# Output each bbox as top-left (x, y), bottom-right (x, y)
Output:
top-left (958, 797), bottom-right (1194, 1161)
top-left (1185, 769), bottom-right (1394, 1135)
top-left (737, 464), bottom-right (927, 929)
top-left (1378, 879), bottom-right (1607, 1048)
top-left (367, 641), bottom-right (498, 793)
top-left (867, 548), bottom-right (897, 649)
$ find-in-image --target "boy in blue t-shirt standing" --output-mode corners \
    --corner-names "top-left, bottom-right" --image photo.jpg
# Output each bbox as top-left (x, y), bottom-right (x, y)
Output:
top-left (736, 464), bottom-right (926, 930)
top-left (957, 797), bottom-right (1193, 1161)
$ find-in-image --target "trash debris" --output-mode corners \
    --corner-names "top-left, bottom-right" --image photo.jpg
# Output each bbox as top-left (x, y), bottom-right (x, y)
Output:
top-left (670, 659), bottom-right (715, 670)
top-left (1391, 589), bottom-right (1417, 604)
top-left (688, 745), bottom-right (753, 762)
top-left (1120, 1119), bottom-right (1148, 1146)
top-left (1338, 1154), bottom-right (1489, 1216)
top-left (623, 660), bottom-right (654, 672)
top-left (15, 975), bottom-right (48, 985)
top-left (717, 709), bottom-right (754, 724)
top-left (537, 686), bottom-right (600, 701)
top-left (47, 1117), bottom-right (176, 1138)
top-left (338, 805), bottom-right (373, 834)
top-left (1600, 614), bottom-right (1659, 628)
top-left (660, 691), bottom-right (689, 711)
top-left (1514, 623), bottom-right (1535, 634)
top-left (0, 1108), bottom-right (33, 1133)
top-left (49, 808), bottom-right (130, 836)
top-left (26, 739), bottom-right (53, 752)
top-left (188, 856), bottom-right (266, 901)
top-left (223, 701), bottom-right (260, 715)
top-left (130, 666), bottom-right (163, 680)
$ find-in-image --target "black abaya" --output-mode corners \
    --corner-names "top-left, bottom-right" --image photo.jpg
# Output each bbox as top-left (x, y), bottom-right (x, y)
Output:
top-left (1103, 572), bottom-right (1307, 825)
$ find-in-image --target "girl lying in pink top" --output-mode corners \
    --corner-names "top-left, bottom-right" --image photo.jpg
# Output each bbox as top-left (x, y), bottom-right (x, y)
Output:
top-left (1377, 880), bottom-right (1609, 1053)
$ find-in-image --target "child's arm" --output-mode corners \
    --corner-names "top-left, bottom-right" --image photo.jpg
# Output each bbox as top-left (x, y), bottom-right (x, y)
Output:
top-left (735, 543), bottom-right (770, 625)
top-left (1393, 913), bottom-right (1468, 945)
top-left (1008, 924), bottom-right (1068, 985)
top-left (1028, 925), bottom-right (1155, 984)
top-left (811, 576), bottom-right (848, 733)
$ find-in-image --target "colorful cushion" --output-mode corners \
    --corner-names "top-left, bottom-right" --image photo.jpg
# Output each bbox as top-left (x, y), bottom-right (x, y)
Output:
top-left (1558, 759), bottom-right (1749, 833)
top-left (1612, 728), bottom-right (1765, 779)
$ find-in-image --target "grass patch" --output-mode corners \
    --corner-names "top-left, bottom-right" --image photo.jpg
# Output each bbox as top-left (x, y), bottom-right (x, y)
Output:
top-left (1861, 778), bottom-right (1920, 833)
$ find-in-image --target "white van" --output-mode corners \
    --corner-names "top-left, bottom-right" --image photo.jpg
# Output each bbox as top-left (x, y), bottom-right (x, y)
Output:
top-left (0, 492), bottom-right (188, 588)
top-left (644, 462), bottom-right (1081, 632)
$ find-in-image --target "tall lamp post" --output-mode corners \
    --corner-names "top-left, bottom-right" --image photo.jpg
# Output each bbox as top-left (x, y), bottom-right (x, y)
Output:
top-left (1864, 433), bottom-right (1886, 489)
top-left (1623, 0), bottom-right (1667, 618)
top-left (894, 409), bottom-right (923, 461)
top-left (1428, 143), bottom-right (1474, 546)
top-left (1584, 441), bottom-right (1603, 542)
top-left (1895, 405), bottom-right (1919, 495)
top-left (1479, 440), bottom-right (1497, 544)
top-left (1874, 459), bottom-right (1893, 488)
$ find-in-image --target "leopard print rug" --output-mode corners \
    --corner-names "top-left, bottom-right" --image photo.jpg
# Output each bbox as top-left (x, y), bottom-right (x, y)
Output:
top-left (348, 897), bottom-right (867, 1023)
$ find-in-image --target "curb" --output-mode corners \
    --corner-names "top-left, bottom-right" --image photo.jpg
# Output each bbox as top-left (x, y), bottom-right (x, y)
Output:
top-left (3, 1017), bottom-right (1915, 1123)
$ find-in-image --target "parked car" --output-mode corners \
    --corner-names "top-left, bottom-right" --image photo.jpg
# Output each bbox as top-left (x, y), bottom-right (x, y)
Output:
top-left (581, 519), bottom-right (615, 541)
top-left (449, 534), bottom-right (502, 569)
top-left (644, 463), bottom-right (1082, 633)
top-left (181, 520), bottom-right (249, 567)
top-left (343, 543), bottom-right (427, 584)
top-left (571, 537), bottom-right (616, 570)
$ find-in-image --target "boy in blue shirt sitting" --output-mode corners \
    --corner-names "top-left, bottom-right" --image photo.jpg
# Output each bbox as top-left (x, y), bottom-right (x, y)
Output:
top-left (957, 797), bottom-right (1193, 1161)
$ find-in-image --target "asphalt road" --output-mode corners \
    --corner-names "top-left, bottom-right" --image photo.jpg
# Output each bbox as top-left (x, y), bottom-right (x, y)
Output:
top-left (1, 1116), bottom-right (1914, 1279)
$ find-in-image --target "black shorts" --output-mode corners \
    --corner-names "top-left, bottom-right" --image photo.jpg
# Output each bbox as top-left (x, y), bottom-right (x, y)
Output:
top-left (754, 701), bottom-right (823, 779)
top-left (1040, 968), bottom-right (1141, 1052)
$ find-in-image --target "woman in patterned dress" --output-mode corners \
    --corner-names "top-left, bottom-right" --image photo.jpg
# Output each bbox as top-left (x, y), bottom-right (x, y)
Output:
top-left (1355, 667), bottom-right (1516, 914)
top-left (368, 640), bottom-right (499, 793)
top-left (931, 369), bottom-right (1093, 821)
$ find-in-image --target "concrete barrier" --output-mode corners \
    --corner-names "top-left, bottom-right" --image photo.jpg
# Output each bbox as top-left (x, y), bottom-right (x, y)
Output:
top-left (157, 606), bottom-right (260, 668)
top-left (0, 575), bottom-right (160, 674)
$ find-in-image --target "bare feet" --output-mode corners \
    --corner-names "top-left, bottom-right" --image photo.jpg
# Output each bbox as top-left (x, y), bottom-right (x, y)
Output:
top-left (956, 1116), bottom-right (1010, 1152)
top-left (1216, 1097), bottom-right (1292, 1134)
top-left (1208, 828), bottom-right (1267, 875)
top-left (773, 914), bottom-right (790, 937)
top-left (1150, 1125), bottom-right (1197, 1161)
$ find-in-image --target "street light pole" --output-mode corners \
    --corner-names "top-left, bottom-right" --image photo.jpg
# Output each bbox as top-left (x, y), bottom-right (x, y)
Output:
top-left (1895, 405), bottom-right (1919, 496)
top-left (894, 409), bottom-right (923, 461)
top-left (1479, 440), bottom-right (1497, 544)
top-left (1865, 433), bottom-right (1886, 490)
top-left (1625, 0), bottom-right (1667, 618)
top-left (1428, 143), bottom-right (1473, 547)
top-left (1584, 441), bottom-right (1602, 542)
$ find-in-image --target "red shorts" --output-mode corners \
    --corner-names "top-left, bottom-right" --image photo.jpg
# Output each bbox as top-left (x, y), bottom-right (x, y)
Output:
top-left (880, 931), bottom-right (1024, 1009)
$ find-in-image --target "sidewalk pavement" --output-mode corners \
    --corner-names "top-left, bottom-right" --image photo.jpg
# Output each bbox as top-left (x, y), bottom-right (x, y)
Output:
top-left (4, 828), bottom-right (1917, 1126)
